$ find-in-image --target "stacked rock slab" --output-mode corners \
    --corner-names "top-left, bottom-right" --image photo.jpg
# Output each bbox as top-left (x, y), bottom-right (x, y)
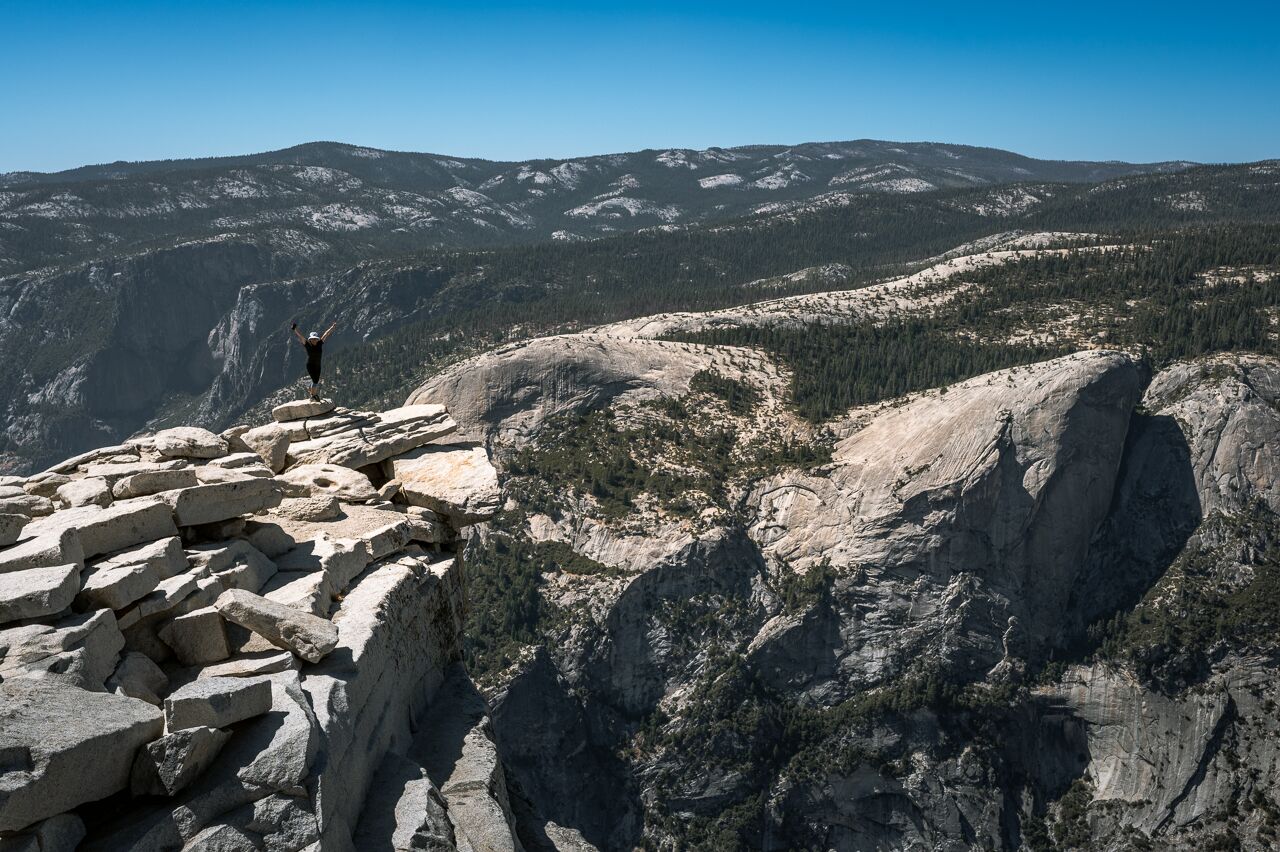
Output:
top-left (0, 398), bottom-right (516, 851)
top-left (392, 443), bottom-right (501, 525)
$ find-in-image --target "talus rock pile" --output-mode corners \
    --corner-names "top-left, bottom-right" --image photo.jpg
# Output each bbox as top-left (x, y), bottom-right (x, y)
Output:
top-left (0, 399), bottom-right (523, 851)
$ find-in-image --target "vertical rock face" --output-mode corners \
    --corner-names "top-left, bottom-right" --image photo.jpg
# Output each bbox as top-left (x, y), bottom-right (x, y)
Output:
top-left (0, 401), bottom-right (518, 851)
top-left (1046, 665), bottom-right (1231, 829)
top-left (748, 351), bottom-right (1142, 685)
top-left (1142, 354), bottom-right (1280, 515)
top-left (1018, 355), bottom-right (1280, 848)
top-left (7, 337), bottom-right (1280, 851)
top-left (0, 238), bottom-right (293, 472)
top-left (304, 548), bottom-right (466, 841)
top-left (414, 336), bottom-right (1280, 851)
top-left (352, 754), bottom-right (457, 852)
top-left (409, 666), bottom-right (526, 852)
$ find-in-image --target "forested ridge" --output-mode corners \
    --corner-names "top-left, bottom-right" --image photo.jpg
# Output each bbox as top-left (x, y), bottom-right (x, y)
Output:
top-left (454, 218), bottom-right (1280, 851)
top-left (0, 138), bottom-right (1201, 274)
top-left (669, 224), bottom-right (1280, 422)
top-left (322, 166), bottom-right (1280, 413)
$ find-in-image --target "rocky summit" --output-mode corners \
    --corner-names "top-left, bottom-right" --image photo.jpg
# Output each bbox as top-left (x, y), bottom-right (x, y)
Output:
top-left (1, 136), bottom-right (1279, 852)
top-left (6, 244), bottom-right (1280, 850)
top-left (407, 322), bottom-right (1280, 850)
top-left (0, 398), bottom-right (525, 851)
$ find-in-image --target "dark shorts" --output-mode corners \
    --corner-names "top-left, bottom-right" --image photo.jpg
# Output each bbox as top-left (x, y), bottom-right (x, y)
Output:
top-left (304, 339), bottom-right (324, 384)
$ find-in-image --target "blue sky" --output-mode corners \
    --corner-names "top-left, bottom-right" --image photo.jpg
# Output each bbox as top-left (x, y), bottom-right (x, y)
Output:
top-left (2, 0), bottom-right (1277, 172)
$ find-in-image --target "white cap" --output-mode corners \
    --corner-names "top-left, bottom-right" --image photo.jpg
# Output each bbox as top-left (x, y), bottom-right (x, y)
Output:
top-left (308, 331), bottom-right (321, 340)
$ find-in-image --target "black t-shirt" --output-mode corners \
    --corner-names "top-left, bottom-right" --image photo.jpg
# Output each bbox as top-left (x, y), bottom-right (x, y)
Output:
top-left (305, 339), bottom-right (323, 369)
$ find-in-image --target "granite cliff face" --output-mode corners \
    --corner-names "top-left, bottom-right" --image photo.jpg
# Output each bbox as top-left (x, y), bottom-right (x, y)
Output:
top-left (746, 351), bottom-right (1142, 680)
top-left (2, 338), bottom-right (1279, 850)
top-left (416, 328), bottom-right (1280, 850)
top-left (0, 398), bottom-right (527, 851)
top-left (0, 235), bottom-right (475, 473)
top-left (5, 247), bottom-right (1280, 850)
top-left (0, 236), bottom-right (293, 470)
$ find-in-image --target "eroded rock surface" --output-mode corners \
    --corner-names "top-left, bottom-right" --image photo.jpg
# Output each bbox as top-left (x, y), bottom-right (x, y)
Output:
top-left (0, 679), bottom-right (163, 831)
top-left (216, 589), bottom-right (339, 663)
top-left (749, 350), bottom-right (1141, 679)
top-left (0, 562), bottom-right (79, 624)
top-left (0, 401), bottom-right (506, 850)
top-left (393, 444), bottom-right (501, 524)
top-left (408, 333), bottom-right (782, 444)
top-left (416, 337), bottom-right (1280, 851)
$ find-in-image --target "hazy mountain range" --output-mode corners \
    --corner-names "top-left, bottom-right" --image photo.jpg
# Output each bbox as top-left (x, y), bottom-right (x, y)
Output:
top-left (0, 140), bottom-right (1273, 475)
top-left (0, 139), bottom-right (1195, 273)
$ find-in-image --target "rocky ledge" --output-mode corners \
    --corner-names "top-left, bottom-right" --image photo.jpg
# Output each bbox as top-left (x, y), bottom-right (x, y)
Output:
top-left (0, 401), bottom-right (519, 851)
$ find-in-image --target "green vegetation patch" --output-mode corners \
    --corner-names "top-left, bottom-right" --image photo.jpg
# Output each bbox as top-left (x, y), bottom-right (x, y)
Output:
top-left (957, 225), bottom-right (1280, 365)
top-left (1021, 778), bottom-right (1096, 852)
top-left (639, 618), bottom-right (1020, 848)
top-left (327, 325), bottom-right (498, 412)
top-left (773, 560), bottom-right (837, 614)
top-left (688, 369), bottom-right (761, 416)
top-left (505, 407), bottom-right (731, 519)
top-left (669, 224), bottom-right (1280, 424)
top-left (634, 561), bottom-right (1026, 848)
top-left (463, 519), bottom-right (613, 681)
top-left (673, 319), bottom-right (1064, 423)
top-left (507, 395), bottom-right (833, 522)
top-left (1092, 503), bottom-right (1280, 691)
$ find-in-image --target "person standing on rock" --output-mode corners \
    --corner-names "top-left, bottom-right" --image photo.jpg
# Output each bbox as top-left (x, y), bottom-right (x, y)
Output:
top-left (291, 321), bottom-right (337, 399)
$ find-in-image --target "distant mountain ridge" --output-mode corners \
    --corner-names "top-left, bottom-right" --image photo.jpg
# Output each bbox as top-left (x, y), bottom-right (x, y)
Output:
top-left (0, 138), bottom-right (1197, 188)
top-left (1, 138), bottom-right (1274, 475)
top-left (0, 139), bottom-right (1198, 275)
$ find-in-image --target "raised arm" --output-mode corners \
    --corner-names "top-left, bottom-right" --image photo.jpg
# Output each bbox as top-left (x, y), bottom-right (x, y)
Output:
top-left (321, 321), bottom-right (338, 342)
top-left (290, 322), bottom-right (306, 344)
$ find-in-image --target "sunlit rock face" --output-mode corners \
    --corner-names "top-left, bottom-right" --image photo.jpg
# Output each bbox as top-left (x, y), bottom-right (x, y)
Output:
top-left (417, 335), bottom-right (1280, 851)
top-left (0, 402), bottom-right (520, 852)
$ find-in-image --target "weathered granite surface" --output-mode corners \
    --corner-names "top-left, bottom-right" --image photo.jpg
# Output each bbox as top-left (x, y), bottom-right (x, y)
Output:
top-left (0, 402), bottom-right (504, 850)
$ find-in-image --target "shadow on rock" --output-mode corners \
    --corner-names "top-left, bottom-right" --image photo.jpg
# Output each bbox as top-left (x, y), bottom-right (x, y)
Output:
top-left (1066, 412), bottom-right (1202, 646)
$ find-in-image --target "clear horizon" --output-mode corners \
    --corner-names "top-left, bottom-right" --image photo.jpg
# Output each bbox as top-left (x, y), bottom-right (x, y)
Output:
top-left (4, 0), bottom-right (1277, 173)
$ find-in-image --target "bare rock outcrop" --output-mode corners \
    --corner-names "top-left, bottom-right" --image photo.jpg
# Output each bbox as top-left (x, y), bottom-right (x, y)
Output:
top-left (0, 399), bottom-right (507, 850)
top-left (0, 513), bottom-right (27, 547)
top-left (21, 498), bottom-right (177, 560)
top-left (393, 444), bottom-right (501, 524)
top-left (1046, 664), bottom-right (1231, 832)
top-left (408, 333), bottom-right (783, 443)
top-left (747, 351), bottom-right (1141, 682)
top-left (165, 676), bottom-right (274, 730)
top-left (216, 589), bottom-right (340, 663)
top-left (352, 754), bottom-right (457, 852)
top-left (131, 726), bottom-right (232, 797)
top-left (412, 666), bottom-right (526, 852)
top-left (435, 337), bottom-right (1280, 851)
top-left (1142, 353), bottom-right (1280, 515)
top-left (0, 679), bottom-right (163, 831)
top-left (237, 423), bottom-right (290, 473)
top-left (287, 404), bottom-right (457, 468)
top-left (160, 478), bottom-right (284, 527)
top-left (280, 463), bottom-right (377, 502)
top-left (273, 398), bottom-right (337, 422)
top-left (0, 562), bottom-right (79, 623)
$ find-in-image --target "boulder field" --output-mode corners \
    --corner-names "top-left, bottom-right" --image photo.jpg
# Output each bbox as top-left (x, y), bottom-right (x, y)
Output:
top-left (0, 400), bottom-right (519, 851)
